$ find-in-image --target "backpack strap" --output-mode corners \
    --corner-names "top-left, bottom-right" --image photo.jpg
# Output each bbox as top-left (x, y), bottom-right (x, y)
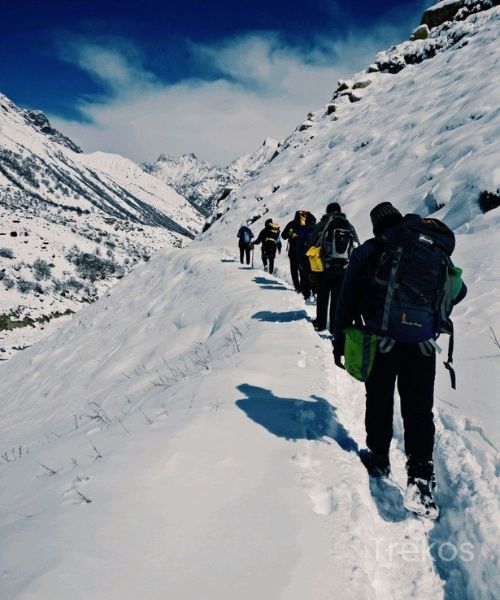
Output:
top-left (443, 320), bottom-right (456, 390)
top-left (378, 336), bottom-right (396, 353)
top-left (418, 339), bottom-right (441, 356)
top-left (312, 215), bottom-right (334, 247)
top-left (381, 247), bottom-right (403, 332)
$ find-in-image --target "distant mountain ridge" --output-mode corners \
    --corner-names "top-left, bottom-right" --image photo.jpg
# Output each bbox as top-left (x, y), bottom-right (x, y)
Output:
top-left (143, 138), bottom-right (278, 215)
top-left (0, 93), bottom-right (203, 359)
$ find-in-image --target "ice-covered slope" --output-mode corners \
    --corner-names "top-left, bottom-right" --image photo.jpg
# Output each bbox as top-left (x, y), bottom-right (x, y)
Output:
top-left (1, 2), bottom-right (499, 599)
top-left (0, 94), bottom-right (203, 358)
top-left (143, 138), bottom-right (278, 215)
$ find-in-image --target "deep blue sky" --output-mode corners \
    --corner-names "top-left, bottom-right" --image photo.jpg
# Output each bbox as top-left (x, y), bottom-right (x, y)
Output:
top-left (1, 0), bottom-right (431, 117)
top-left (0, 0), bottom-right (434, 163)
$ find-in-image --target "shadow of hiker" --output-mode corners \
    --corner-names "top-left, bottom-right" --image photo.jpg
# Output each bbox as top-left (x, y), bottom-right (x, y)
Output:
top-left (252, 310), bottom-right (308, 323)
top-left (252, 276), bottom-right (288, 290)
top-left (236, 385), bottom-right (408, 522)
top-left (236, 384), bottom-right (358, 453)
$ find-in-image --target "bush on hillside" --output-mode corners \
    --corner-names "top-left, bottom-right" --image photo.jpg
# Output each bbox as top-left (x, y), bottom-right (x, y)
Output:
top-left (33, 258), bottom-right (52, 280)
top-left (66, 247), bottom-right (123, 282)
top-left (0, 248), bottom-right (14, 259)
top-left (479, 190), bottom-right (500, 214)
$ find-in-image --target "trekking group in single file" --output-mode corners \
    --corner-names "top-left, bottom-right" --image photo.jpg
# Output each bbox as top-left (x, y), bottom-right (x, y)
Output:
top-left (236, 201), bottom-right (467, 520)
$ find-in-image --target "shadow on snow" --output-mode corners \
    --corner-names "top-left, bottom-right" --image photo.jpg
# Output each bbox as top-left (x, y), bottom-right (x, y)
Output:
top-left (236, 384), bottom-right (358, 453)
top-left (236, 385), bottom-right (414, 523)
top-left (366, 477), bottom-right (408, 523)
top-left (252, 276), bottom-right (288, 290)
top-left (252, 310), bottom-right (308, 323)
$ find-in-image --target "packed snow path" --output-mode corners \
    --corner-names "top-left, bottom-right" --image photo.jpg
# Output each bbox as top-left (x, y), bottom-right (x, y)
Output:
top-left (0, 247), bottom-right (498, 599)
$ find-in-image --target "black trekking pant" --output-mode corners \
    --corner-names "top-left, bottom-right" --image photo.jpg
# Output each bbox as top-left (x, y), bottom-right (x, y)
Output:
top-left (365, 344), bottom-right (436, 478)
top-left (239, 246), bottom-right (251, 265)
top-left (288, 254), bottom-right (301, 291)
top-left (316, 270), bottom-right (344, 332)
top-left (262, 242), bottom-right (277, 274)
top-left (298, 264), bottom-right (312, 299)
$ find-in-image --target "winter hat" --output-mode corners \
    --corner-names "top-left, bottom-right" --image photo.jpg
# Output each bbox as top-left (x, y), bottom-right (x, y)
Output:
top-left (265, 218), bottom-right (273, 226)
top-left (370, 202), bottom-right (403, 235)
top-left (326, 202), bottom-right (341, 214)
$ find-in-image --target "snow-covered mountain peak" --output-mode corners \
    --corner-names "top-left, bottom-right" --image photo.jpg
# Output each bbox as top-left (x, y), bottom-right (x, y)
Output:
top-left (144, 138), bottom-right (280, 215)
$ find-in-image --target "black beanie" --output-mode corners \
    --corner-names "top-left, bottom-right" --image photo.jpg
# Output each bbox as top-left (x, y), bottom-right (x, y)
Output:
top-left (265, 218), bottom-right (273, 226)
top-left (370, 202), bottom-right (403, 235)
top-left (326, 202), bottom-right (341, 214)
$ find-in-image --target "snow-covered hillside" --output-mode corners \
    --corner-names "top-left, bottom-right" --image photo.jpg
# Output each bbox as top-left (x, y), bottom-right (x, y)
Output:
top-left (143, 138), bottom-right (278, 215)
top-left (0, 94), bottom-right (203, 358)
top-left (206, 4), bottom-right (500, 240)
top-left (1, 2), bottom-right (499, 599)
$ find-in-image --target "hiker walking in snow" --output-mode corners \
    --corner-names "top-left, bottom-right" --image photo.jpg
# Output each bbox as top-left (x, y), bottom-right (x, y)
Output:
top-left (253, 218), bottom-right (282, 274)
top-left (307, 202), bottom-right (359, 333)
top-left (281, 211), bottom-right (303, 292)
top-left (333, 202), bottom-right (467, 519)
top-left (237, 224), bottom-right (254, 266)
top-left (282, 210), bottom-right (316, 299)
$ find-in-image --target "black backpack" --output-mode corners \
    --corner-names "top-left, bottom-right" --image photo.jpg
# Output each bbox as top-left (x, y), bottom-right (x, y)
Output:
top-left (239, 227), bottom-right (252, 246)
top-left (362, 214), bottom-right (462, 387)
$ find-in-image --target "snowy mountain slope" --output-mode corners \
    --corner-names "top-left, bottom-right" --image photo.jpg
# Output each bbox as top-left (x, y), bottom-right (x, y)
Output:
top-left (143, 138), bottom-right (278, 215)
top-left (0, 247), bottom-right (497, 600)
top-left (1, 2), bottom-right (499, 599)
top-left (206, 4), bottom-right (500, 240)
top-left (78, 151), bottom-right (201, 232)
top-left (0, 94), bottom-right (203, 359)
top-left (202, 1), bottom-right (500, 438)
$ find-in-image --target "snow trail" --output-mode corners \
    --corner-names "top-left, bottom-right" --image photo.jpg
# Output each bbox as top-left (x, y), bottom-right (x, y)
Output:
top-left (0, 246), bottom-right (498, 599)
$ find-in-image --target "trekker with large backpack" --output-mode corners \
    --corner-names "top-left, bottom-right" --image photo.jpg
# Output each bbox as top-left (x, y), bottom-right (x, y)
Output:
top-left (237, 224), bottom-right (254, 265)
top-left (282, 210), bottom-right (317, 299)
top-left (333, 202), bottom-right (467, 519)
top-left (253, 219), bottom-right (282, 274)
top-left (308, 202), bottom-right (359, 332)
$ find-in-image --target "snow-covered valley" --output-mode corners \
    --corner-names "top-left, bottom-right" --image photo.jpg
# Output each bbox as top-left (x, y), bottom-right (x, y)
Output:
top-left (0, 95), bottom-right (204, 359)
top-left (1, 1), bottom-right (499, 598)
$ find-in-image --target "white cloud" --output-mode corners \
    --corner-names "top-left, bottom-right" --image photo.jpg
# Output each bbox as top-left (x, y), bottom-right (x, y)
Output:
top-left (50, 22), bottom-right (414, 166)
top-left (56, 37), bottom-right (156, 93)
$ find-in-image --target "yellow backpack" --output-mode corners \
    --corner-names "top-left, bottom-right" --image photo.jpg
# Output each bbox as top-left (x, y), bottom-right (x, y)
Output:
top-left (306, 246), bottom-right (324, 272)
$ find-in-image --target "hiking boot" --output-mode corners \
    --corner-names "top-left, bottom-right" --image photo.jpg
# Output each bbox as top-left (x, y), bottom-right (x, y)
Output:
top-left (404, 476), bottom-right (439, 520)
top-left (312, 319), bottom-right (327, 331)
top-left (359, 449), bottom-right (390, 477)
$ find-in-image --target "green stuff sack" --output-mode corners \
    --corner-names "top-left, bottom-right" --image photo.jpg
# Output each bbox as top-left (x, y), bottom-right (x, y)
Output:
top-left (448, 265), bottom-right (463, 300)
top-left (344, 326), bottom-right (378, 382)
